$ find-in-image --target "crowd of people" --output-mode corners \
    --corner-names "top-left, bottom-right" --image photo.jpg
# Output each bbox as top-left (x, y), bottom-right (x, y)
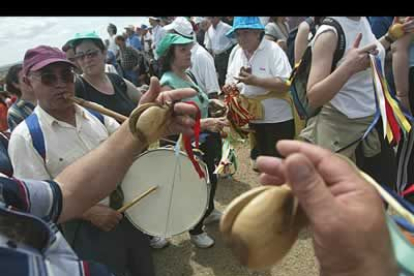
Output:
top-left (0, 16), bottom-right (413, 276)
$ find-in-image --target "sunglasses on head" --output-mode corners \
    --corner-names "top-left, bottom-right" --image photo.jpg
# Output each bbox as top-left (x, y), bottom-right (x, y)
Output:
top-left (74, 49), bottom-right (100, 61)
top-left (31, 69), bottom-right (75, 86)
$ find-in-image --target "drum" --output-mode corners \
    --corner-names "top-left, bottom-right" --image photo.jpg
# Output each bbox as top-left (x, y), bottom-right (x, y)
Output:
top-left (121, 148), bottom-right (210, 238)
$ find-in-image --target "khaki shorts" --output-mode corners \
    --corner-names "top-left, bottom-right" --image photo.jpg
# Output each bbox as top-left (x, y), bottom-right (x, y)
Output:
top-left (299, 104), bottom-right (380, 161)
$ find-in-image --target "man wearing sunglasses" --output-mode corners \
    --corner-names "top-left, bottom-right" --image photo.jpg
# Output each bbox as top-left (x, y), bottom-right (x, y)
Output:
top-left (7, 45), bottom-right (155, 276)
top-left (0, 47), bottom-right (198, 275)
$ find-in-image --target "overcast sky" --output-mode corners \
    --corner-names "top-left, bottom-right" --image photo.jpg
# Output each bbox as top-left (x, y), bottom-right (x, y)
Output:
top-left (0, 16), bottom-right (149, 66)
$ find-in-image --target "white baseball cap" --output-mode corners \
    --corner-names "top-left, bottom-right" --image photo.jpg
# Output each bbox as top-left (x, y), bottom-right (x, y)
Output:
top-left (124, 25), bottom-right (135, 30)
top-left (164, 17), bottom-right (194, 39)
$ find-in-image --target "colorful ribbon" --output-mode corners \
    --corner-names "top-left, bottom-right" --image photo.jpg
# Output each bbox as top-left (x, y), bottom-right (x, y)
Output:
top-left (224, 86), bottom-right (255, 138)
top-left (370, 55), bottom-right (412, 146)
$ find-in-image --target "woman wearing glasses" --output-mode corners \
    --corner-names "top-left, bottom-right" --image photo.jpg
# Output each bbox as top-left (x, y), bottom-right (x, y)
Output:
top-left (157, 33), bottom-right (229, 248)
top-left (66, 31), bottom-right (141, 119)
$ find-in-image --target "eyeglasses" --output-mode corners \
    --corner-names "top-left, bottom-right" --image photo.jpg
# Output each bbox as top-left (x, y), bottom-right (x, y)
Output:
top-left (74, 49), bottom-right (99, 61)
top-left (31, 69), bottom-right (75, 86)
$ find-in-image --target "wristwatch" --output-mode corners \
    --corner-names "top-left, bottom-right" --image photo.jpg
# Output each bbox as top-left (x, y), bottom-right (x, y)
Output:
top-left (384, 33), bottom-right (396, 44)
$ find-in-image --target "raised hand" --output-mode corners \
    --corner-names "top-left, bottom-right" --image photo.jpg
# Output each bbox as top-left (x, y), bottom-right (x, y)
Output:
top-left (342, 33), bottom-right (378, 74)
top-left (235, 67), bottom-right (258, 86)
top-left (388, 16), bottom-right (414, 41)
top-left (139, 76), bottom-right (198, 137)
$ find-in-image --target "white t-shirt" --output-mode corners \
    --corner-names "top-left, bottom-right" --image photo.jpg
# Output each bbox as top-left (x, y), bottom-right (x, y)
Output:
top-left (190, 43), bottom-right (221, 94)
top-left (312, 17), bottom-right (385, 119)
top-left (152, 25), bottom-right (167, 60)
top-left (107, 35), bottom-right (119, 56)
top-left (205, 21), bottom-right (236, 55)
top-left (226, 38), bottom-right (293, 123)
top-left (8, 105), bottom-right (120, 205)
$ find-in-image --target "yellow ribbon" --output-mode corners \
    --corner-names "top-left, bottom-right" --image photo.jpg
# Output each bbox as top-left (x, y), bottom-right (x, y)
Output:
top-left (371, 55), bottom-right (411, 144)
top-left (238, 91), bottom-right (305, 139)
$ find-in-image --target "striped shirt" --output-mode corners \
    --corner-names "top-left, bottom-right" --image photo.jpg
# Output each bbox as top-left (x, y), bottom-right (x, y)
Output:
top-left (0, 177), bottom-right (114, 276)
top-left (7, 99), bottom-right (35, 131)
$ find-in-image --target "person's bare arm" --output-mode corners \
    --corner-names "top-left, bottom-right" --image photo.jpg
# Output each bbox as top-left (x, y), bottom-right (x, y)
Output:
top-left (392, 34), bottom-right (413, 111)
top-left (124, 78), bottom-right (142, 104)
top-left (56, 120), bottom-right (145, 223)
top-left (56, 78), bottom-right (197, 223)
top-left (307, 32), bottom-right (376, 109)
top-left (294, 21), bottom-right (311, 64)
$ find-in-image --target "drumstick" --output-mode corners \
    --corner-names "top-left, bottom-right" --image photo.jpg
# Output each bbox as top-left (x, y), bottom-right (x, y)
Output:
top-left (117, 186), bottom-right (158, 213)
top-left (66, 95), bottom-right (128, 122)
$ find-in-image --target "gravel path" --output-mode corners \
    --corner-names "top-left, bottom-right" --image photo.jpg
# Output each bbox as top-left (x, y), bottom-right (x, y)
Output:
top-left (153, 142), bottom-right (319, 276)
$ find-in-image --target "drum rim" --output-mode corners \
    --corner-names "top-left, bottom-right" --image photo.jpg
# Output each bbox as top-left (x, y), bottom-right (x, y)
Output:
top-left (134, 147), bottom-right (210, 184)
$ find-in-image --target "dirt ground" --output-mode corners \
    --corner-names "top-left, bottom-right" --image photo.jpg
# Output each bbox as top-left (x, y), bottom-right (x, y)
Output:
top-left (152, 142), bottom-right (319, 276)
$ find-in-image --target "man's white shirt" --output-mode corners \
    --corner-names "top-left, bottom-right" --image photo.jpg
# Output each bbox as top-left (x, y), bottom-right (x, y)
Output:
top-left (226, 38), bottom-right (293, 123)
top-left (204, 21), bottom-right (235, 55)
top-left (190, 43), bottom-right (221, 94)
top-left (9, 105), bottom-right (120, 205)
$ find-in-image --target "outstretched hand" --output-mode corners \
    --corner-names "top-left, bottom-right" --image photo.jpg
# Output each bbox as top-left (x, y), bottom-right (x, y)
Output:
top-left (388, 16), bottom-right (414, 41)
top-left (235, 67), bottom-right (258, 86)
top-left (257, 140), bottom-right (399, 276)
top-left (139, 76), bottom-right (198, 137)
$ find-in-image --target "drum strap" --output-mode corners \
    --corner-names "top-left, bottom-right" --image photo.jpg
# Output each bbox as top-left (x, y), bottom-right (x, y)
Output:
top-left (182, 102), bottom-right (205, 179)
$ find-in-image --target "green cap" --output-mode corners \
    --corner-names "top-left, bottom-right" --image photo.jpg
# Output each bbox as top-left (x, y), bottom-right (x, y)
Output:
top-left (65, 31), bottom-right (103, 48)
top-left (156, 33), bottom-right (194, 58)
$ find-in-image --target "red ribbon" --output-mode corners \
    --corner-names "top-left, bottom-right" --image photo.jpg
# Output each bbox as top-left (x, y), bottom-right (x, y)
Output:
top-left (385, 99), bottom-right (401, 144)
top-left (183, 101), bottom-right (205, 179)
top-left (377, 61), bottom-right (402, 145)
top-left (401, 185), bottom-right (414, 197)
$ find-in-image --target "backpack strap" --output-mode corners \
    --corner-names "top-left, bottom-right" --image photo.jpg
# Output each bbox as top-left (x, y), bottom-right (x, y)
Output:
top-left (320, 17), bottom-right (346, 71)
top-left (85, 109), bottom-right (105, 125)
top-left (304, 17), bottom-right (315, 29)
top-left (186, 71), bottom-right (199, 85)
top-left (25, 113), bottom-right (46, 162)
top-left (25, 109), bottom-right (105, 163)
top-left (107, 73), bottom-right (127, 93)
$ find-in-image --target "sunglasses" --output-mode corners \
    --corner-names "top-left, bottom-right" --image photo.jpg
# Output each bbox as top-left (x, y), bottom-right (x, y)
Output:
top-left (74, 49), bottom-right (99, 61)
top-left (31, 69), bottom-right (75, 86)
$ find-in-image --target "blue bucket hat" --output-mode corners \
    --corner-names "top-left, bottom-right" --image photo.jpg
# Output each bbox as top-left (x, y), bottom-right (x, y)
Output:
top-left (226, 17), bottom-right (265, 38)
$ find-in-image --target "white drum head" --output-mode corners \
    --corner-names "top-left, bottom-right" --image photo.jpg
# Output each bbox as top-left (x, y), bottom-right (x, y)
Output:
top-left (121, 148), bottom-right (209, 238)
